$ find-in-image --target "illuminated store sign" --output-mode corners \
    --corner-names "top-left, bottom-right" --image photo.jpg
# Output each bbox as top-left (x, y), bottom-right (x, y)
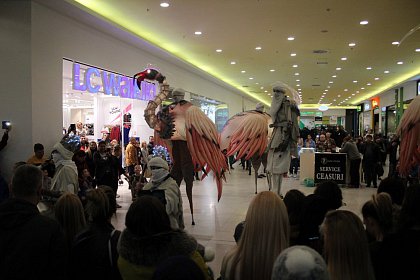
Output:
top-left (371, 97), bottom-right (380, 109)
top-left (72, 63), bottom-right (156, 100)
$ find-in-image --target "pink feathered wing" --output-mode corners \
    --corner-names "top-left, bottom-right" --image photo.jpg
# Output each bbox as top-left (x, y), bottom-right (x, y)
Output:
top-left (184, 106), bottom-right (228, 201)
top-left (220, 111), bottom-right (271, 161)
top-left (396, 95), bottom-right (420, 176)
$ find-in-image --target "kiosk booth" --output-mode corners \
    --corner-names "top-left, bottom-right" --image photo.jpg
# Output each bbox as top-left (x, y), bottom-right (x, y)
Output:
top-left (300, 149), bottom-right (347, 185)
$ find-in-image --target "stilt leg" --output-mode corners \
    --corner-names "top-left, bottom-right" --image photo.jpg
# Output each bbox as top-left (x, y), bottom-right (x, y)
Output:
top-left (185, 180), bottom-right (195, 225)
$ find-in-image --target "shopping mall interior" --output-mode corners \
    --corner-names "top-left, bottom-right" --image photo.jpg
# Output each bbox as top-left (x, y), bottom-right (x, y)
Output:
top-left (0, 0), bottom-right (419, 279)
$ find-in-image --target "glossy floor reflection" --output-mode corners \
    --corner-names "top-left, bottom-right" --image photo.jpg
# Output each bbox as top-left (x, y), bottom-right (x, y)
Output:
top-left (112, 162), bottom-right (378, 276)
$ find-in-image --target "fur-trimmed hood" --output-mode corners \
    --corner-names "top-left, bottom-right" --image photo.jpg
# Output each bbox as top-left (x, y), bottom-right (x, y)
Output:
top-left (118, 229), bottom-right (197, 266)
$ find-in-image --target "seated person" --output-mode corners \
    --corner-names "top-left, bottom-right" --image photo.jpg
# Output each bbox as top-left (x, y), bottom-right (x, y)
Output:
top-left (27, 143), bottom-right (47, 166)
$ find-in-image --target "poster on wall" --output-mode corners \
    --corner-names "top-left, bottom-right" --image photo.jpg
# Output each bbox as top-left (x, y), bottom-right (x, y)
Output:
top-left (314, 153), bottom-right (346, 184)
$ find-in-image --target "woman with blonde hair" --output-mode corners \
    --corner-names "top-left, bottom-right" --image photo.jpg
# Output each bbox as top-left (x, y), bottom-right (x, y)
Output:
top-left (362, 192), bottom-right (394, 241)
top-left (321, 210), bottom-right (375, 280)
top-left (220, 191), bottom-right (290, 280)
top-left (54, 193), bottom-right (86, 249)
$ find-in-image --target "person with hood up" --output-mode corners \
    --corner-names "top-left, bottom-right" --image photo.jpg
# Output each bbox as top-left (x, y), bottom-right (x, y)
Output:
top-left (50, 134), bottom-right (80, 195)
top-left (141, 157), bottom-right (184, 229)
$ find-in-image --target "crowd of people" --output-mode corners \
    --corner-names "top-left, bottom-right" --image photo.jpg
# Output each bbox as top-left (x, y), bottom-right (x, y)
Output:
top-left (1, 124), bottom-right (420, 280)
top-left (284, 125), bottom-right (419, 189)
top-left (223, 179), bottom-right (420, 280)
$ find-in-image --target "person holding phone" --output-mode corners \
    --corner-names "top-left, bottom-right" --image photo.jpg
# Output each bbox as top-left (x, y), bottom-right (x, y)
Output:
top-left (0, 121), bottom-right (11, 151)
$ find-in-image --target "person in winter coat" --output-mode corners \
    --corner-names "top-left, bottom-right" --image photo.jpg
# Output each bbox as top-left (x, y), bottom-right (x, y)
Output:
top-left (117, 196), bottom-right (211, 280)
top-left (0, 164), bottom-right (68, 280)
top-left (141, 157), bottom-right (184, 229)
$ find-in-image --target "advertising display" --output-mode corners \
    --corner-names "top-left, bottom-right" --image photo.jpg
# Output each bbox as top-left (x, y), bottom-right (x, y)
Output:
top-left (314, 153), bottom-right (347, 184)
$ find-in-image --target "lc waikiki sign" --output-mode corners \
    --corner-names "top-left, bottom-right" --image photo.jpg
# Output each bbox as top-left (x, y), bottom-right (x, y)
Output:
top-left (72, 63), bottom-right (157, 100)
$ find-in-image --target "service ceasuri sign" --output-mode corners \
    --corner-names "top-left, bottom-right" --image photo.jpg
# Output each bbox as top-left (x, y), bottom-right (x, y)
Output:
top-left (314, 153), bottom-right (346, 184)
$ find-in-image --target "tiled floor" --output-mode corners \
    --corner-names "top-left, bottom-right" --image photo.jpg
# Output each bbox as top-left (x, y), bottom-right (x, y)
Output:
top-left (112, 162), bottom-right (379, 277)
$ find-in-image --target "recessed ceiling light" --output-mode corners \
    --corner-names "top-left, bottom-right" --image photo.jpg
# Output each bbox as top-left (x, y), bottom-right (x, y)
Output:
top-left (367, 83), bottom-right (371, 86)
top-left (241, 70), bottom-right (246, 73)
top-left (160, 2), bottom-right (170, 8)
top-left (293, 64), bottom-right (298, 68)
top-left (329, 81), bottom-right (333, 84)
top-left (348, 42), bottom-right (356, 47)
top-left (296, 84), bottom-right (300, 87)
top-left (194, 31), bottom-right (202, 35)
top-left (264, 90), bottom-right (268, 92)
top-left (249, 77), bottom-right (254, 80)
top-left (344, 89), bottom-right (348, 91)
top-left (392, 41), bottom-right (399, 45)
top-left (361, 87), bottom-right (365, 90)
top-left (360, 20), bottom-right (369, 25)
top-left (353, 80), bottom-right (358, 83)
top-left (296, 79), bottom-right (300, 82)
top-left (322, 93), bottom-right (326, 95)
top-left (384, 70), bottom-right (390, 74)
top-left (325, 89), bottom-right (329, 92)
top-left (269, 69), bottom-right (275, 72)
top-left (298, 88), bottom-right (301, 91)
top-left (288, 36), bottom-right (295, 41)
top-left (255, 46), bottom-right (262, 50)
top-left (366, 67), bottom-right (372, 70)
top-left (291, 53), bottom-right (297, 57)
top-left (333, 99), bottom-right (336, 101)
top-left (294, 73), bottom-right (300, 76)
top-left (416, 48), bottom-right (420, 52)
top-left (338, 95), bottom-right (341, 97)
top-left (216, 49), bottom-right (222, 53)
top-left (397, 61), bottom-right (403, 65)
top-left (374, 77), bottom-right (380, 80)
top-left (332, 75), bottom-right (337, 78)
top-left (260, 86), bottom-right (264, 89)
top-left (341, 57), bottom-right (347, 61)
top-left (336, 67), bottom-right (342, 71)
top-left (327, 86), bottom-right (331, 88)
top-left (230, 61), bottom-right (236, 65)
top-left (255, 82), bottom-right (259, 85)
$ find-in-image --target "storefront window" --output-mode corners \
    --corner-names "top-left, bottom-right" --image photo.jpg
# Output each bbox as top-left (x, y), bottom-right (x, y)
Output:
top-left (190, 93), bottom-right (228, 132)
top-left (62, 59), bottom-right (156, 147)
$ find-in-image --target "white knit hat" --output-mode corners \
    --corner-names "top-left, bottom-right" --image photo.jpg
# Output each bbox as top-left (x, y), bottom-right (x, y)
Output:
top-left (148, 157), bottom-right (169, 171)
top-left (272, 246), bottom-right (329, 280)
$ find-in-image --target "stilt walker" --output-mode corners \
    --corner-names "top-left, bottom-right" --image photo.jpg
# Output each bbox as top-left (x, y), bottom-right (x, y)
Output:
top-left (266, 84), bottom-right (300, 197)
top-left (138, 69), bottom-right (227, 225)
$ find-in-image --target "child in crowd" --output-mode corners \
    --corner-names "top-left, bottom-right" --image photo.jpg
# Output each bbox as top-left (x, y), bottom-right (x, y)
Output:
top-left (78, 168), bottom-right (93, 204)
top-left (128, 164), bottom-right (146, 201)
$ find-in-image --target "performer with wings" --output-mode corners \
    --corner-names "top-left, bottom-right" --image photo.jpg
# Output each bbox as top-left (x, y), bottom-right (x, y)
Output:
top-left (220, 103), bottom-right (272, 194)
top-left (138, 69), bottom-right (227, 225)
top-left (396, 95), bottom-right (420, 178)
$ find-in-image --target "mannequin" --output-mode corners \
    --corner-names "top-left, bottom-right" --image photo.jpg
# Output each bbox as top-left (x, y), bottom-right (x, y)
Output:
top-left (266, 86), bottom-right (300, 197)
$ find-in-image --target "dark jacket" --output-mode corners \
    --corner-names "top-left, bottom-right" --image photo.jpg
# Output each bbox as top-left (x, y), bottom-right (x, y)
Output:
top-left (118, 229), bottom-right (209, 280)
top-left (0, 132), bottom-right (8, 151)
top-left (71, 222), bottom-right (122, 280)
top-left (94, 153), bottom-right (124, 187)
top-left (0, 198), bottom-right (68, 280)
top-left (361, 142), bottom-right (381, 163)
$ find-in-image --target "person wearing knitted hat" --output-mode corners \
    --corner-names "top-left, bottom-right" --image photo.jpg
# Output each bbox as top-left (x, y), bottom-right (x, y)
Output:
top-left (141, 156), bottom-right (184, 229)
top-left (50, 134), bottom-right (80, 195)
top-left (271, 245), bottom-right (329, 280)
